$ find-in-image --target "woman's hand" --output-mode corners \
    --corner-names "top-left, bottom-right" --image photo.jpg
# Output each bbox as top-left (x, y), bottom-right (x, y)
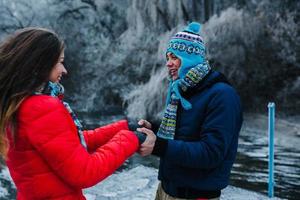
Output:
top-left (137, 127), bottom-right (156, 157)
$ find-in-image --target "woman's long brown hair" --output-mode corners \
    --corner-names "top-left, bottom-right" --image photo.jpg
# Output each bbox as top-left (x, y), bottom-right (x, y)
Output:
top-left (0, 27), bottom-right (64, 159)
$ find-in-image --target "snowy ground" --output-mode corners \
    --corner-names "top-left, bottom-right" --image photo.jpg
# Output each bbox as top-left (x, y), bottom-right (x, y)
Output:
top-left (83, 166), bottom-right (283, 200)
top-left (0, 165), bottom-right (283, 200)
top-left (0, 167), bottom-right (13, 199)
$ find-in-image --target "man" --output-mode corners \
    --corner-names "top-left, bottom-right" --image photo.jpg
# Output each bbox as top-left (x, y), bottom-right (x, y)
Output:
top-left (137, 22), bottom-right (243, 200)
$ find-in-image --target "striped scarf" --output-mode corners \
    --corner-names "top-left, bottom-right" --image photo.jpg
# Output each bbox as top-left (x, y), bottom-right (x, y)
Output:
top-left (157, 62), bottom-right (211, 140)
top-left (35, 82), bottom-right (87, 149)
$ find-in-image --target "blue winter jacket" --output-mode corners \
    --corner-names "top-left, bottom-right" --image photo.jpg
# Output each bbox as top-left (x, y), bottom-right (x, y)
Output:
top-left (155, 71), bottom-right (243, 196)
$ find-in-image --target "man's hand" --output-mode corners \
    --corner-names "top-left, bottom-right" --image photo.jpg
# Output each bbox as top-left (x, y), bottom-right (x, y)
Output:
top-left (137, 127), bottom-right (156, 157)
top-left (138, 119), bottom-right (152, 129)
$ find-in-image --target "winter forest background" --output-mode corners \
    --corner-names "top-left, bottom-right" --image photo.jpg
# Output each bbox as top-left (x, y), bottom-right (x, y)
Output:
top-left (0, 0), bottom-right (299, 200)
top-left (0, 0), bottom-right (299, 120)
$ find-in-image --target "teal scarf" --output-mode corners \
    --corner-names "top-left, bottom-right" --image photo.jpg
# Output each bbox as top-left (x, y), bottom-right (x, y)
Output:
top-left (35, 82), bottom-right (87, 149)
top-left (157, 62), bottom-right (211, 140)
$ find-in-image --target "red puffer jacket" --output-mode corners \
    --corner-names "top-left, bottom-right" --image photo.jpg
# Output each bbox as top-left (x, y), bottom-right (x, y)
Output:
top-left (6, 95), bottom-right (139, 200)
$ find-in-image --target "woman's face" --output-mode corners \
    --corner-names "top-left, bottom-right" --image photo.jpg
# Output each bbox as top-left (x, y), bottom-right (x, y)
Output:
top-left (166, 52), bottom-right (181, 80)
top-left (49, 51), bottom-right (67, 83)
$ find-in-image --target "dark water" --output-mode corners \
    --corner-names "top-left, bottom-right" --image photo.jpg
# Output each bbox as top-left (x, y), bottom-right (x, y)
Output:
top-left (230, 124), bottom-right (300, 200)
top-left (1, 113), bottom-right (299, 200)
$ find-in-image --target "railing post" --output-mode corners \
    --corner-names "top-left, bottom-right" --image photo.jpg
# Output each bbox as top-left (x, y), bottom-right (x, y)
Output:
top-left (268, 102), bottom-right (275, 198)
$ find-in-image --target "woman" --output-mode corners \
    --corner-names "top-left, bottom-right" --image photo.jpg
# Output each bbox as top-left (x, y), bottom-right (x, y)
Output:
top-left (0, 27), bottom-right (149, 199)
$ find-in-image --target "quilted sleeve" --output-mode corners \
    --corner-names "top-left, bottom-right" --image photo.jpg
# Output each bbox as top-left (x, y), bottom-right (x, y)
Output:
top-left (83, 120), bottom-right (130, 152)
top-left (23, 98), bottom-right (139, 189)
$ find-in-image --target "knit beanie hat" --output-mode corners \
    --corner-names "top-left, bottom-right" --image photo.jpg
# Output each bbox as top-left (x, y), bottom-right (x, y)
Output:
top-left (166, 22), bottom-right (206, 79)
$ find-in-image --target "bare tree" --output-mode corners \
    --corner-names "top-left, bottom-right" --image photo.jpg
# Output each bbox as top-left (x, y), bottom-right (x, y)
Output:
top-left (0, 1), bottom-right (35, 33)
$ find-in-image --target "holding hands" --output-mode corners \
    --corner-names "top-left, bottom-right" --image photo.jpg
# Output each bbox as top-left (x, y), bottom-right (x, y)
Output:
top-left (129, 119), bottom-right (156, 157)
top-left (137, 129), bottom-right (156, 156)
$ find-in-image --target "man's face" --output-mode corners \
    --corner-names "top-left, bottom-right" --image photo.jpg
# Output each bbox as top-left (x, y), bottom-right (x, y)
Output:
top-left (166, 52), bottom-right (181, 80)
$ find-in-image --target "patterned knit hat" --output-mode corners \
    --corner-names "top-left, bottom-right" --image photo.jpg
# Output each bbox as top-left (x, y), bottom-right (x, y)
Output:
top-left (166, 22), bottom-right (206, 79)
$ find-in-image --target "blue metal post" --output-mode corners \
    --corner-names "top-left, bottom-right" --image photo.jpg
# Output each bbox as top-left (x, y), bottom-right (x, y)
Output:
top-left (268, 102), bottom-right (275, 198)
